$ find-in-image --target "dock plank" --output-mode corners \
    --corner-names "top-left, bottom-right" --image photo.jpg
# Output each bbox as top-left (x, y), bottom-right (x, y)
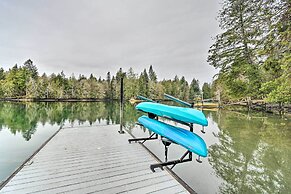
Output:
top-left (0, 125), bottom-right (189, 194)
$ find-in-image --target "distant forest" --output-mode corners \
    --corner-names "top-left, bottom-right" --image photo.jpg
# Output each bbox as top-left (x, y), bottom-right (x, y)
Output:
top-left (0, 60), bottom-right (211, 101)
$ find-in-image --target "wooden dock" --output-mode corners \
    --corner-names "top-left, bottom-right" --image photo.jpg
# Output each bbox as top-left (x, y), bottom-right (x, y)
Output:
top-left (0, 125), bottom-right (190, 194)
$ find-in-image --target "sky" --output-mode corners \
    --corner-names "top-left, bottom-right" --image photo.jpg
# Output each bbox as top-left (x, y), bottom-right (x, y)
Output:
top-left (0, 0), bottom-right (221, 84)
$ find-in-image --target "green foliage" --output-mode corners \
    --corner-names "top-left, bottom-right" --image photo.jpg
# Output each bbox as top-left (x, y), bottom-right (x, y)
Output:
top-left (0, 68), bottom-right (4, 80)
top-left (202, 83), bottom-right (213, 99)
top-left (261, 56), bottom-right (291, 103)
top-left (259, 0), bottom-right (291, 103)
top-left (138, 69), bottom-right (149, 97)
top-left (178, 76), bottom-right (189, 100)
top-left (0, 62), bottom-right (206, 101)
top-left (209, 0), bottom-right (290, 103)
top-left (148, 65), bottom-right (157, 83)
top-left (124, 68), bottom-right (138, 99)
top-left (105, 72), bottom-right (112, 99)
top-left (189, 79), bottom-right (200, 100)
top-left (23, 59), bottom-right (38, 79)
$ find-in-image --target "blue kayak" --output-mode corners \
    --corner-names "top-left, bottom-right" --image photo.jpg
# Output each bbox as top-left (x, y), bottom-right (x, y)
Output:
top-left (136, 102), bottom-right (208, 126)
top-left (138, 116), bottom-right (208, 157)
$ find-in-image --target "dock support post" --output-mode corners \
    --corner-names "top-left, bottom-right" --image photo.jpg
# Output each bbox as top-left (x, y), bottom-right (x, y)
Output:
top-left (119, 76), bottom-right (125, 134)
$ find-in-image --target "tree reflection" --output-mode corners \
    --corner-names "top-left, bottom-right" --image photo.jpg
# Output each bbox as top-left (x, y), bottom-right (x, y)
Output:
top-left (0, 102), bottom-right (139, 141)
top-left (1, 102), bottom-right (290, 193)
top-left (208, 110), bottom-right (291, 193)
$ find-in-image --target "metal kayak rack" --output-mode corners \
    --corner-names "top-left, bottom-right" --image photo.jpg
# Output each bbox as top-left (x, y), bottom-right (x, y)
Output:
top-left (129, 94), bottom-right (206, 172)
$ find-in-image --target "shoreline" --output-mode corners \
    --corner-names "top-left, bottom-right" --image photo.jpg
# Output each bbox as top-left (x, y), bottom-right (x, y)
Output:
top-left (0, 98), bottom-right (114, 102)
top-left (0, 98), bottom-right (290, 114)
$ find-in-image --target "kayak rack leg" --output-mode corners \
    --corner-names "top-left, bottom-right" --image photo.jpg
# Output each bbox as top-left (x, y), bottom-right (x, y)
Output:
top-left (161, 137), bottom-right (174, 162)
top-left (128, 133), bottom-right (158, 144)
top-left (150, 151), bottom-right (192, 172)
top-left (196, 155), bottom-right (202, 163)
top-left (165, 145), bottom-right (168, 162)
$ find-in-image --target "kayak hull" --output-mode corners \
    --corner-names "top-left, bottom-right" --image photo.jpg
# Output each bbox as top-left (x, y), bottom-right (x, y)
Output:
top-left (136, 102), bottom-right (208, 126)
top-left (138, 116), bottom-right (208, 157)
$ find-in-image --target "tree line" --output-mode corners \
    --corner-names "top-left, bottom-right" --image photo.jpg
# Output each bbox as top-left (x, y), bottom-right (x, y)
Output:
top-left (209, 0), bottom-right (290, 103)
top-left (2, 0), bottom-right (288, 104)
top-left (0, 60), bottom-right (212, 101)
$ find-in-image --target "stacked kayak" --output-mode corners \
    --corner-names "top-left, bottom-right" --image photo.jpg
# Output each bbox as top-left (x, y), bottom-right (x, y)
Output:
top-left (134, 95), bottom-right (208, 160)
top-left (138, 115), bottom-right (207, 157)
top-left (136, 102), bottom-right (208, 126)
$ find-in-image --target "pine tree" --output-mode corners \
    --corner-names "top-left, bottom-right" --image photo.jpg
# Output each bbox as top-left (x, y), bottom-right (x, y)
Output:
top-left (178, 76), bottom-right (189, 101)
top-left (172, 75), bottom-right (180, 97)
top-left (148, 65), bottom-right (158, 98)
top-left (0, 68), bottom-right (4, 97)
top-left (125, 67), bottom-right (138, 99)
top-left (260, 0), bottom-right (291, 103)
top-left (208, 0), bottom-right (268, 100)
top-left (23, 59), bottom-right (38, 79)
top-left (189, 78), bottom-right (200, 100)
top-left (202, 83), bottom-right (212, 100)
top-left (105, 72), bottom-right (112, 99)
top-left (110, 76), bottom-right (116, 99)
top-left (0, 68), bottom-right (5, 80)
top-left (148, 65), bottom-right (157, 83)
top-left (138, 69), bottom-right (149, 97)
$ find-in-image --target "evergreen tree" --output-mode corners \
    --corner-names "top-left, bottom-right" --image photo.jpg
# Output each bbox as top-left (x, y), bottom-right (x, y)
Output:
top-left (67, 74), bottom-right (77, 98)
top-left (0, 68), bottom-right (5, 97)
top-left (47, 73), bottom-right (56, 98)
top-left (178, 76), bottom-right (189, 100)
top-left (125, 67), bottom-right (138, 99)
top-left (105, 72), bottom-right (112, 99)
top-left (26, 77), bottom-right (38, 98)
top-left (38, 73), bottom-right (49, 98)
top-left (208, 0), bottom-right (267, 100)
top-left (161, 79), bottom-right (173, 96)
top-left (172, 75), bottom-right (180, 97)
top-left (189, 78), bottom-right (200, 100)
top-left (138, 69), bottom-right (149, 97)
top-left (50, 72), bottom-right (66, 98)
top-left (202, 83), bottom-right (213, 100)
top-left (0, 68), bottom-right (5, 80)
top-left (148, 65), bottom-right (158, 98)
top-left (23, 59), bottom-right (38, 79)
top-left (148, 65), bottom-right (157, 83)
top-left (260, 0), bottom-right (291, 103)
top-left (89, 73), bottom-right (96, 81)
top-left (110, 76), bottom-right (116, 99)
top-left (4, 65), bottom-right (27, 97)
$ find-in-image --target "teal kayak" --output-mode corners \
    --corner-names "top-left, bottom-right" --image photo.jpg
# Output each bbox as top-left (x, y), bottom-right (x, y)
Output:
top-left (136, 102), bottom-right (208, 126)
top-left (138, 116), bottom-right (207, 157)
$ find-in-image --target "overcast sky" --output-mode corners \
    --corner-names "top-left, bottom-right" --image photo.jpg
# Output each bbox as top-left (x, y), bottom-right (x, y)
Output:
top-left (0, 0), bottom-right (221, 84)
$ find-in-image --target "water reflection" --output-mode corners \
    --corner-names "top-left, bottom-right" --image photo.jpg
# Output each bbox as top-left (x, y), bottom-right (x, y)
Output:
top-left (0, 102), bottom-right (290, 193)
top-left (207, 110), bottom-right (291, 193)
top-left (0, 102), bottom-right (140, 141)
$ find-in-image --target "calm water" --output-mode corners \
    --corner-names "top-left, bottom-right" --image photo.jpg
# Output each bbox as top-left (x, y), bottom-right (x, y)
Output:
top-left (0, 102), bottom-right (290, 193)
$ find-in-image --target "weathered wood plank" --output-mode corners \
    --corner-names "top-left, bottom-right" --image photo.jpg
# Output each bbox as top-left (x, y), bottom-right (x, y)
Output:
top-left (0, 125), bottom-right (189, 194)
top-left (117, 180), bottom-right (181, 194)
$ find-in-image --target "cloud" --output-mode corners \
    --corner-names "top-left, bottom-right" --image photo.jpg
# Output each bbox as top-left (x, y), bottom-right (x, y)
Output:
top-left (0, 0), bottom-right (221, 84)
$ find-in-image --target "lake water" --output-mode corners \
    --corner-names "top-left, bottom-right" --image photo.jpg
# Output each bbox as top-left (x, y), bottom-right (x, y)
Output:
top-left (0, 102), bottom-right (290, 193)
